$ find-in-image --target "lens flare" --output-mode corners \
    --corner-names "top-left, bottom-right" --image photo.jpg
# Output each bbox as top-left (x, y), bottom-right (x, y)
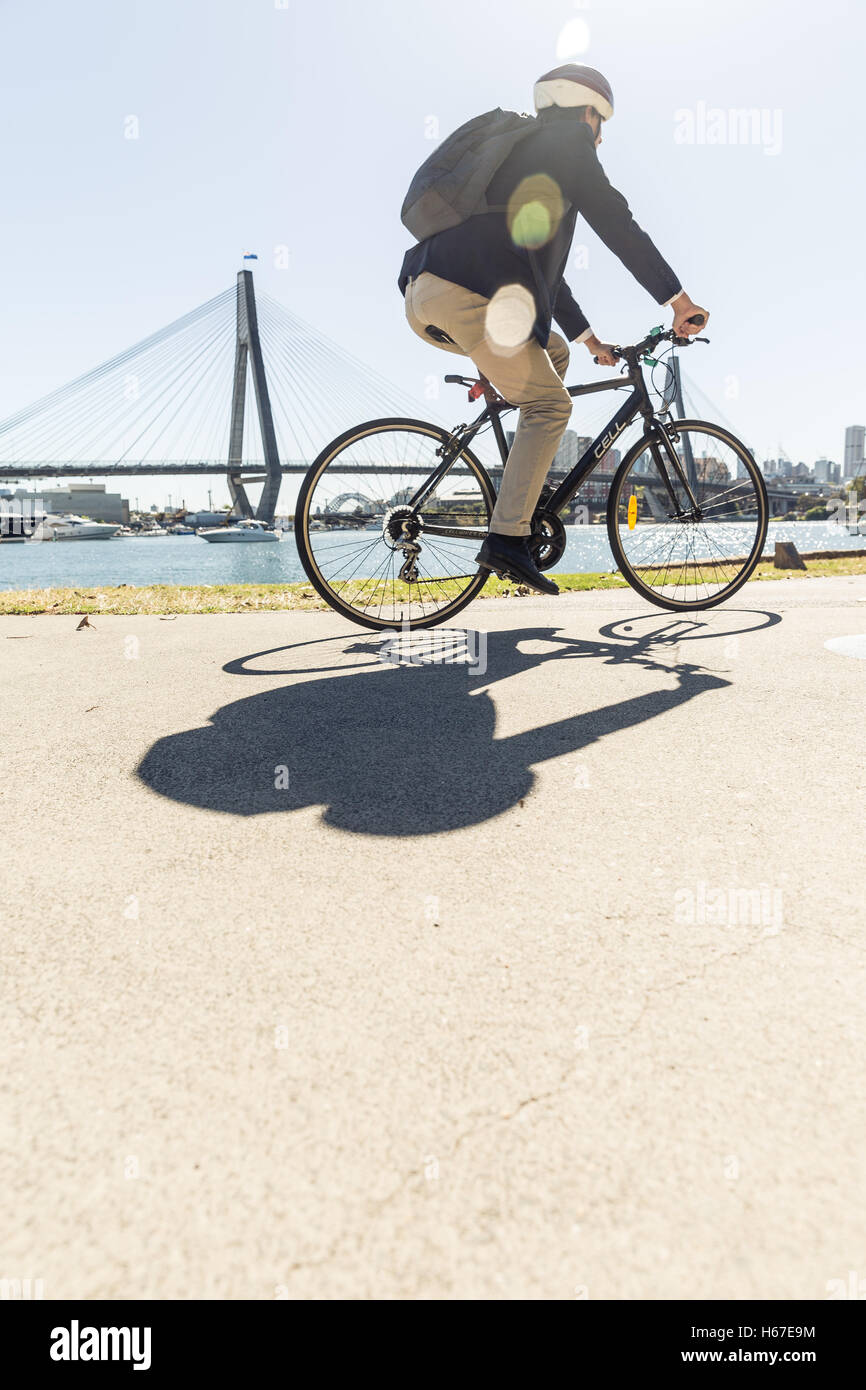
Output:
top-left (485, 284), bottom-right (536, 352)
top-left (511, 201), bottom-right (551, 249)
top-left (556, 17), bottom-right (591, 60)
top-left (507, 175), bottom-right (564, 250)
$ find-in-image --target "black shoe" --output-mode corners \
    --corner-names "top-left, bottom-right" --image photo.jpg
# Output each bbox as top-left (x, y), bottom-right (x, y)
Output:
top-left (475, 533), bottom-right (559, 596)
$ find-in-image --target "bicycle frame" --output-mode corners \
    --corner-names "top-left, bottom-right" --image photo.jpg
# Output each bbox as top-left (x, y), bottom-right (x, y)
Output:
top-left (411, 353), bottom-right (702, 529)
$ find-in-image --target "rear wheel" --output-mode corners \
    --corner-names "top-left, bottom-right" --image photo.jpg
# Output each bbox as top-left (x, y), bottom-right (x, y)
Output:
top-left (294, 418), bottom-right (496, 630)
top-left (607, 419), bottom-right (769, 610)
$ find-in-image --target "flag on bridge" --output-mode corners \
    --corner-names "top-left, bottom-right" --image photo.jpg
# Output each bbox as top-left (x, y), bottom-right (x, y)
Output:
top-left (243, 253), bottom-right (258, 260)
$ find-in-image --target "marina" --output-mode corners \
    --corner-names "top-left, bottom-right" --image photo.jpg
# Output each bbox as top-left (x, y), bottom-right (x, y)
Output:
top-left (0, 516), bottom-right (863, 590)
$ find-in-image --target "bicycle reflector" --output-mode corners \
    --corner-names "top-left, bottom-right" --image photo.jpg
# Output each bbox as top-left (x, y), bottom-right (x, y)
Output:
top-left (627, 494), bottom-right (638, 529)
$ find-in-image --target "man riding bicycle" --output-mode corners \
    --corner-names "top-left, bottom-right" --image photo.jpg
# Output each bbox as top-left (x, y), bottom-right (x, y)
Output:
top-left (399, 63), bottom-right (709, 595)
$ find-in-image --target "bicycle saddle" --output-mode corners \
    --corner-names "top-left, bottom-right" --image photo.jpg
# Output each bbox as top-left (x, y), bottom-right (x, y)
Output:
top-left (444, 372), bottom-right (511, 406)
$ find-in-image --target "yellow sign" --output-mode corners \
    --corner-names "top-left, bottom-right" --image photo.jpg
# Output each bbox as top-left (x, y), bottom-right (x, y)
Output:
top-left (627, 494), bottom-right (638, 530)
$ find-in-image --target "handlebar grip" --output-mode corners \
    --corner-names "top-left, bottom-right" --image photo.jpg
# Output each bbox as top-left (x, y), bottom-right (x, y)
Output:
top-left (686, 314), bottom-right (705, 327)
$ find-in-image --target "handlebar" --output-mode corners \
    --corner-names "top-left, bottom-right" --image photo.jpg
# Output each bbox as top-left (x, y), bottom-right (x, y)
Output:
top-left (594, 315), bottom-right (709, 364)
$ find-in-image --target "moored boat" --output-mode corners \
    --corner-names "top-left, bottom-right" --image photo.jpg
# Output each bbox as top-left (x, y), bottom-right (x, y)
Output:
top-left (198, 519), bottom-right (281, 543)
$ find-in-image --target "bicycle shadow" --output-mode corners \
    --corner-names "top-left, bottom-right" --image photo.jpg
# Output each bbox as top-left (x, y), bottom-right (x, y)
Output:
top-left (136, 612), bottom-right (779, 837)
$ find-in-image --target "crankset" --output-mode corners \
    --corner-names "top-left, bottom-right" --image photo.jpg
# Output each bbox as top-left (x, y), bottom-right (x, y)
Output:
top-left (528, 507), bottom-right (567, 572)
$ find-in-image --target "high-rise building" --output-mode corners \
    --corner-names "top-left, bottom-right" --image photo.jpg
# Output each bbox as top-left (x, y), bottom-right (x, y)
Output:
top-left (844, 425), bottom-right (865, 479)
top-left (504, 428), bottom-right (589, 473)
top-left (595, 447), bottom-right (620, 476)
top-left (696, 455), bottom-right (730, 483)
top-left (813, 458), bottom-right (836, 484)
top-left (553, 429), bottom-right (584, 471)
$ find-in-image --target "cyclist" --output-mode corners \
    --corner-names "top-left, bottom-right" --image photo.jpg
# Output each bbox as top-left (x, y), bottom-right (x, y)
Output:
top-left (399, 63), bottom-right (709, 594)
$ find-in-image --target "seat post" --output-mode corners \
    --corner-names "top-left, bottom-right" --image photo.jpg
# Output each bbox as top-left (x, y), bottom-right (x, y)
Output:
top-left (489, 406), bottom-right (510, 464)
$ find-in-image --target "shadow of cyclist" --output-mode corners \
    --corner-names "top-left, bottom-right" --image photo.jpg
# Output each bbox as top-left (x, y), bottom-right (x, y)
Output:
top-left (134, 615), bottom-right (775, 836)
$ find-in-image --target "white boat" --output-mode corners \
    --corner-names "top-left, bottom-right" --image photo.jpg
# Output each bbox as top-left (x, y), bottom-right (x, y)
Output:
top-left (36, 513), bottom-right (121, 541)
top-left (198, 519), bottom-right (281, 543)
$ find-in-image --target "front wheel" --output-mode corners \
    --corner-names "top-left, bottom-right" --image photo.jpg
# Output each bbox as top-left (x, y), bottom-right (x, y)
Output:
top-left (607, 419), bottom-right (769, 610)
top-left (294, 417), bottom-right (496, 630)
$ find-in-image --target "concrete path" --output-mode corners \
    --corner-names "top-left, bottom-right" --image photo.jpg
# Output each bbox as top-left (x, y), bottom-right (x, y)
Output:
top-left (2, 574), bottom-right (865, 1300)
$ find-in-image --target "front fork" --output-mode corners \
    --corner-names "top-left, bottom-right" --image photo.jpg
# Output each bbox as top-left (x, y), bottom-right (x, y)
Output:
top-left (648, 419), bottom-right (702, 518)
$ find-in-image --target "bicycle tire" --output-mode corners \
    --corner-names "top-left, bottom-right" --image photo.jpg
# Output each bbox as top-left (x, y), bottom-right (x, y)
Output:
top-left (607, 419), bottom-right (769, 611)
top-left (294, 417), bottom-right (497, 631)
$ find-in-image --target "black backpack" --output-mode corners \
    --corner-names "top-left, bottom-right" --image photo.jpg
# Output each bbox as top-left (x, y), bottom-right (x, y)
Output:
top-left (401, 107), bottom-right (537, 241)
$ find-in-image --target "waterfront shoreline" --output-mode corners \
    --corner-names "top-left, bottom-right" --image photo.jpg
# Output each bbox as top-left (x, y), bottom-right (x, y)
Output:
top-left (2, 520), bottom-right (863, 593)
top-left (2, 553), bottom-right (866, 614)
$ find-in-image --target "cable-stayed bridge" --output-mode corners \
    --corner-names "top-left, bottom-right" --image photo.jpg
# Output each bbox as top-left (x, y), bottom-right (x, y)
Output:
top-left (0, 270), bottom-right (464, 523)
top-left (0, 269), bottom-right (769, 522)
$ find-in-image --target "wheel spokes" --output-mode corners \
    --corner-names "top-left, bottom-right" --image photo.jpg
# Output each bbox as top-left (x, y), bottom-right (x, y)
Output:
top-left (302, 424), bottom-right (492, 625)
top-left (613, 426), bottom-right (766, 605)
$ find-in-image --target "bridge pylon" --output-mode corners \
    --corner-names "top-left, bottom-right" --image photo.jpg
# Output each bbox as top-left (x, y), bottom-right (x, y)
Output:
top-left (670, 354), bottom-right (697, 489)
top-left (227, 270), bottom-right (282, 523)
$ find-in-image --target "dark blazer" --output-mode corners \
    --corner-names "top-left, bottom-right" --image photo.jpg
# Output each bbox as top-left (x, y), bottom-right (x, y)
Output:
top-left (399, 107), bottom-right (681, 347)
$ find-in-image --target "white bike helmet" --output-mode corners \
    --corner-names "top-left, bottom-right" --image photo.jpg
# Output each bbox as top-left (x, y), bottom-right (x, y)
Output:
top-left (533, 63), bottom-right (614, 121)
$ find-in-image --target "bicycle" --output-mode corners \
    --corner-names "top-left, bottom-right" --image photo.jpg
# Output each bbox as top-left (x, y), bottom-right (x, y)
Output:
top-left (294, 320), bottom-right (769, 630)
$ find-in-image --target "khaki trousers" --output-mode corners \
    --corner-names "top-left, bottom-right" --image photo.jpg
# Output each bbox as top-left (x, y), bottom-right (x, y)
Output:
top-left (405, 271), bottom-right (572, 537)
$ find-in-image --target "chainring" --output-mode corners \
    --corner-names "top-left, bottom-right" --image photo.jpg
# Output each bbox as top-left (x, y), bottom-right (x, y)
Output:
top-left (528, 508), bottom-right (567, 572)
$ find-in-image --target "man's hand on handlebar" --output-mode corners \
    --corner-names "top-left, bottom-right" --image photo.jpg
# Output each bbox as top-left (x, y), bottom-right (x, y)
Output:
top-left (670, 290), bottom-right (709, 337)
top-left (584, 333), bottom-right (618, 367)
top-left (588, 319), bottom-right (711, 365)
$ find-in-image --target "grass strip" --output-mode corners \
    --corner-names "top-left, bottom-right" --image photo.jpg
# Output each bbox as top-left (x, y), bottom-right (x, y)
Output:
top-left (1, 554), bottom-right (864, 615)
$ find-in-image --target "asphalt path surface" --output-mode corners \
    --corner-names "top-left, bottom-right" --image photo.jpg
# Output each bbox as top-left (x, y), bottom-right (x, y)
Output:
top-left (2, 574), bottom-right (864, 1299)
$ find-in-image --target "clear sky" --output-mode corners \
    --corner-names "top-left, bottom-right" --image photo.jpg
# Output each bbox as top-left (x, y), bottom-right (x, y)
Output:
top-left (0, 0), bottom-right (863, 510)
